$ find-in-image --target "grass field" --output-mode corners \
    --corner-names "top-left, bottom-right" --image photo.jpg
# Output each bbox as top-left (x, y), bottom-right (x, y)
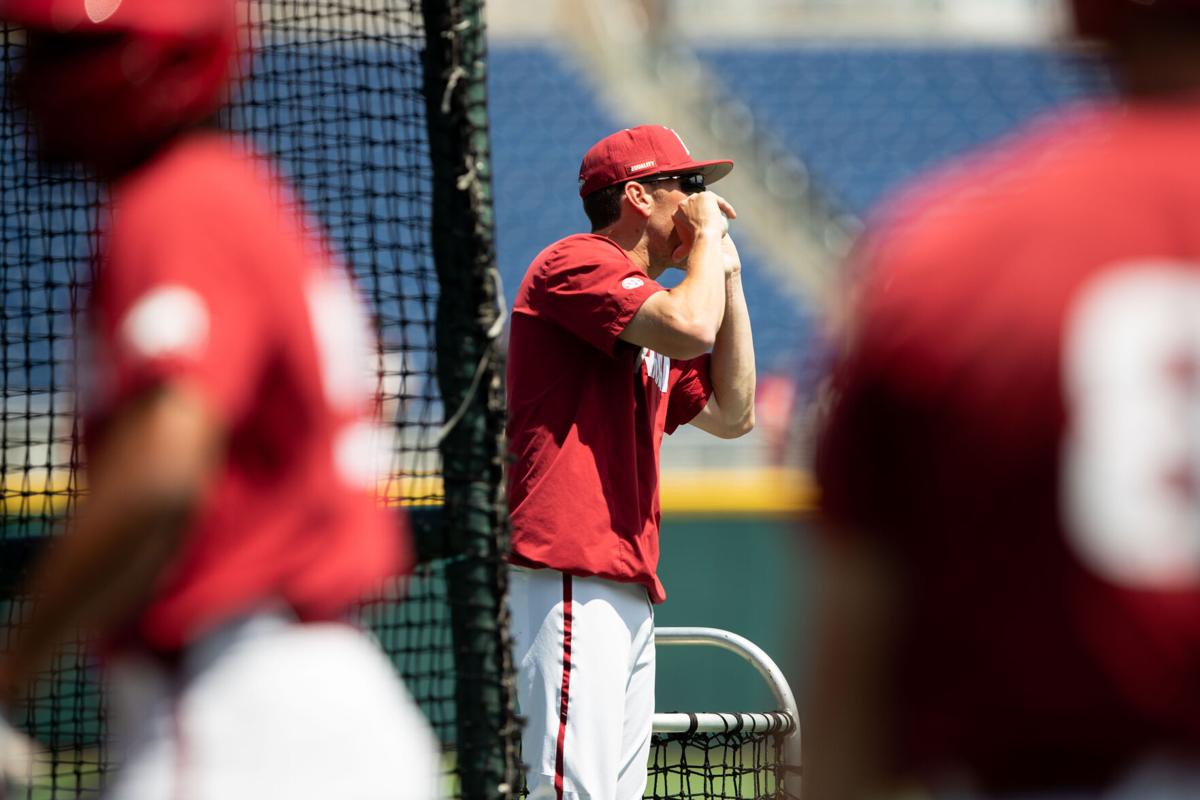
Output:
top-left (22, 749), bottom-right (102, 800)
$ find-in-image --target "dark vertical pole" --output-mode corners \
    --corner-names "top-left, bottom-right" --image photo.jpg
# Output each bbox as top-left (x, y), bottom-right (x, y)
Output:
top-left (420, 0), bottom-right (521, 796)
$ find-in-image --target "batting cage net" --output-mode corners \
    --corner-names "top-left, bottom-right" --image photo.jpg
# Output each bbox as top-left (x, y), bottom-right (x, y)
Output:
top-left (516, 708), bottom-right (798, 799)
top-left (644, 627), bottom-right (799, 800)
top-left (648, 716), bottom-right (797, 800)
top-left (0, 1), bottom-right (518, 798)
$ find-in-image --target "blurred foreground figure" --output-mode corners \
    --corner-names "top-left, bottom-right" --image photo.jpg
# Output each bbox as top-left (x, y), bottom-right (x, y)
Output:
top-left (0, 1), bottom-right (439, 797)
top-left (810, 1), bottom-right (1200, 798)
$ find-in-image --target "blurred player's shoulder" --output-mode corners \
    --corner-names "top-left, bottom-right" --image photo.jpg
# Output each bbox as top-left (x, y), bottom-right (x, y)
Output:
top-left (856, 99), bottom-right (1200, 320)
top-left (872, 105), bottom-right (1106, 254)
top-left (111, 133), bottom-right (291, 227)
top-left (873, 99), bottom-right (1200, 261)
top-left (108, 133), bottom-right (315, 268)
top-left (117, 134), bottom-right (237, 197)
top-left (834, 99), bottom-right (1200, 403)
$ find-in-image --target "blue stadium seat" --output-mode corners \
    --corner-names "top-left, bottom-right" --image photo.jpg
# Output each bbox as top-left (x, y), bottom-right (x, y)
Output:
top-left (697, 45), bottom-right (1113, 216)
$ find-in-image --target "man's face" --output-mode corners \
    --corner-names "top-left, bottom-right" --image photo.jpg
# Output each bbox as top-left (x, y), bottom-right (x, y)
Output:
top-left (641, 174), bottom-right (705, 271)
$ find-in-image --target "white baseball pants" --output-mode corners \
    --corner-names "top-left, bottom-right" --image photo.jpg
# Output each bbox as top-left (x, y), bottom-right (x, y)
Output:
top-left (508, 566), bottom-right (655, 800)
top-left (103, 613), bottom-right (441, 800)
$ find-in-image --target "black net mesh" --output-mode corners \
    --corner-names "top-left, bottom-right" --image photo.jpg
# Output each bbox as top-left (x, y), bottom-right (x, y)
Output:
top-left (647, 729), bottom-right (796, 800)
top-left (0, 2), bottom-right (517, 798)
top-left (518, 714), bottom-right (798, 799)
top-left (229, 4), bottom-right (442, 508)
top-left (0, 16), bottom-right (105, 799)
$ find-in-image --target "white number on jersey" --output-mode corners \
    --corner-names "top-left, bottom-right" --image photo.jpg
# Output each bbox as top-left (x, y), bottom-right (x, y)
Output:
top-left (1063, 264), bottom-right (1200, 588)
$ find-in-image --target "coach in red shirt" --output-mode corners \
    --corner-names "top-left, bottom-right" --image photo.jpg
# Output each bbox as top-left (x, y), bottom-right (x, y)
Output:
top-left (810, 1), bottom-right (1200, 798)
top-left (0, 1), bottom-right (438, 797)
top-left (507, 125), bottom-right (756, 799)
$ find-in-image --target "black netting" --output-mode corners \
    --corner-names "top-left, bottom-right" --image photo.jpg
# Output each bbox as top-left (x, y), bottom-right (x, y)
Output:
top-left (0, 2), bottom-right (516, 798)
top-left (0, 16), bottom-right (105, 798)
top-left (518, 716), bottom-right (798, 799)
top-left (647, 730), bottom-right (797, 800)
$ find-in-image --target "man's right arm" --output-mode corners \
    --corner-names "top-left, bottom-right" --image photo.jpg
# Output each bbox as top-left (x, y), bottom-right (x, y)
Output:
top-left (619, 192), bottom-right (734, 360)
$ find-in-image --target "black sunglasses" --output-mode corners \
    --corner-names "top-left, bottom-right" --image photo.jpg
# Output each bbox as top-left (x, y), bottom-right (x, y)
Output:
top-left (635, 173), bottom-right (707, 195)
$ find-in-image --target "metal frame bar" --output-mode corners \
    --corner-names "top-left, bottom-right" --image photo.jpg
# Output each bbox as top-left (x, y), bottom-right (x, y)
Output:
top-left (651, 626), bottom-right (799, 741)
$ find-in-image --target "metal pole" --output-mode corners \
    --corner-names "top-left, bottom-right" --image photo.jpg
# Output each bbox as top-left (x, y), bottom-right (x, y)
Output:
top-left (653, 626), bottom-right (800, 746)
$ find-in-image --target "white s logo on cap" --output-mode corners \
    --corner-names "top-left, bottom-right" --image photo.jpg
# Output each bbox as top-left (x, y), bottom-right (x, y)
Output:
top-left (621, 277), bottom-right (645, 290)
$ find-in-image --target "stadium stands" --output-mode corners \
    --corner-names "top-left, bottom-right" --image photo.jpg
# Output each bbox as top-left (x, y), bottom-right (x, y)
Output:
top-left (488, 44), bottom-right (1112, 378)
top-left (697, 45), bottom-right (1113, 217)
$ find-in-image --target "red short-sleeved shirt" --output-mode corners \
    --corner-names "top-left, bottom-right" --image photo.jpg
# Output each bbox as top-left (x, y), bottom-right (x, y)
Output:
top-left (87, 134), bottom-right (408, 653)
top-left (816, 103), bottom-right (1200, 791)
top-left (507, 234), bottom-right (712, 603)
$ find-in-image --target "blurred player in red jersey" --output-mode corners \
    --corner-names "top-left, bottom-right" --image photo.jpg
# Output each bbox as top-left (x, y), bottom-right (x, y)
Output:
top-left (506, 125), bottom-right (756, 799)
top-left (809, 1), bottom-right (1200, 798)
top-left (0, 1), bottom-right (439, 797)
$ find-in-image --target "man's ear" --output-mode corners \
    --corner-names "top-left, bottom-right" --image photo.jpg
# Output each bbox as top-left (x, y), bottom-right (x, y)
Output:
top-left (623, 181), bottom-right (654, 218)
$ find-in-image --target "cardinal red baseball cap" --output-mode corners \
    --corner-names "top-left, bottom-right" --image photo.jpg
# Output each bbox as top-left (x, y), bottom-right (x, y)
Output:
top-left (578, 125), bottom-right (734, 198)
top-left (0, 0), bottom-right (236, 35)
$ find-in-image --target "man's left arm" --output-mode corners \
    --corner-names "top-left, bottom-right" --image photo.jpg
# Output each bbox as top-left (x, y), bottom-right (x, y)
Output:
top-left (689, 235), bottom-right (755, 439)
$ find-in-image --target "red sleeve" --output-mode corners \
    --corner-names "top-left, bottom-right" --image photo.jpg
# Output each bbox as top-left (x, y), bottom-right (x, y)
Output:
top-left (531, 238), bottom-right (664, 355)
top-left (665, 354), bottom-right (713, 434)
top-left (95, 194), bottom-right (262, 422)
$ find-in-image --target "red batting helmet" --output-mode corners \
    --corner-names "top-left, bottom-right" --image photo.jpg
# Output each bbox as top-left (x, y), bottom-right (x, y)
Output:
top-left (0, 0), bottom-right (241, 171)
top-left (1071, 0), bottom-right (1200, 38)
